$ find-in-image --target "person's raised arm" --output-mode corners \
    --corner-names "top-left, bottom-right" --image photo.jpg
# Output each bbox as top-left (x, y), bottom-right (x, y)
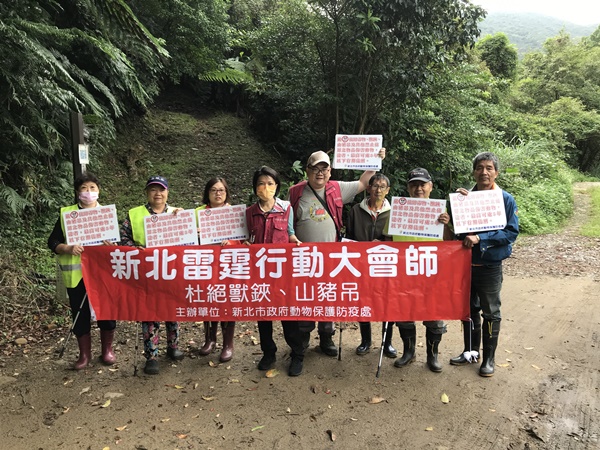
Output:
top-left (357, 147), bottom-right (386, 192)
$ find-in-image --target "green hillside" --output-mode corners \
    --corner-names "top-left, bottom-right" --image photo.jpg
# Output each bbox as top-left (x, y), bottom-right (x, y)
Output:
top-left (479, 12), bottom-right (598, 55)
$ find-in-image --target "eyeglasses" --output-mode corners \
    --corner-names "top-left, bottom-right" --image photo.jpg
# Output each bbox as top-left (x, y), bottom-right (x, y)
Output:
top-left (210, 188), bottom-right (226, 194)
top-left (308, 166), bottom-right (330, 174)
top-left (370, 185), bottom-right (388, 191)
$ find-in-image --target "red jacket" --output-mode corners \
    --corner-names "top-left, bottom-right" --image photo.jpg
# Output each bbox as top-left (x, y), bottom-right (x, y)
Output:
top-left (288, 180), bottom-right (343, 232)
top-left (246, 198), bottom-right (291, 244)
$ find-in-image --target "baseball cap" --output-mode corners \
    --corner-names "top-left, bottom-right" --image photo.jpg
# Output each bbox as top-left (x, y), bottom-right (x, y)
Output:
top-left (407, 168), bottom-right (432, 183)
top-left (145, 175), bottom-right (169, 189)
top-left (307, 151), bottom-right (331, 167)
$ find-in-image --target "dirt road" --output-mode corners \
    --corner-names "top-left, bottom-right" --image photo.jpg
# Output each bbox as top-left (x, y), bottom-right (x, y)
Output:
top-left (0, 184), bottom-right (598, 449)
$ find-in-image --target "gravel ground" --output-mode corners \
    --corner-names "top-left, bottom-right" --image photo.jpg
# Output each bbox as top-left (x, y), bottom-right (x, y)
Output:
top-left (504, 182), bottom-right (600, 281)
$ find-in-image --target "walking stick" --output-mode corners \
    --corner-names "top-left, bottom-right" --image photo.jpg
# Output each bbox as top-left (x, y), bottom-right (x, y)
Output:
top-left (58, 293), bottom-right (88, 359)
top-left (375, 321), bottom-right (388, 378)
top-left (133, 322), bottom-right (141, 376)
top-left (337, 322), bottom-right (343, 361)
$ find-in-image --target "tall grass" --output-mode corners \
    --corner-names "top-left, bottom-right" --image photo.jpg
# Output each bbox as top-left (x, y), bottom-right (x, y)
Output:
top-left (494, 141), bottom-right (575, 234)
top-left (581, 187), bottom-right (600, 237)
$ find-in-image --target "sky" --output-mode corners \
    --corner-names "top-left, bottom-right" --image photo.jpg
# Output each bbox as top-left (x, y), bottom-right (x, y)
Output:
top-left (472, 0), bottom-right (600, 26)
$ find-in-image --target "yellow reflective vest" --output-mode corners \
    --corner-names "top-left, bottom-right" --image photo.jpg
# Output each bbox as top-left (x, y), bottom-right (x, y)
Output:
top-left (128, 204), bottom-right (174, 247)
top-left (57, 204), bottom-right (82, 288)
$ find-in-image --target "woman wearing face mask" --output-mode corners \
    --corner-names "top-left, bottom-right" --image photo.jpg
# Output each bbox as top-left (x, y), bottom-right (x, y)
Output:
top-left (196, 177), bottom-right (241, 363)
top-left (245, 166), bottom-right (301, 373)
top-left (47, 173), bottom-right (117, 370)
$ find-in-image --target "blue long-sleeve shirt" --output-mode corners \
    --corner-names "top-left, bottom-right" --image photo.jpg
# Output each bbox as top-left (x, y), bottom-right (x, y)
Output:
top-left (458, 187), bottom-right (519, 266)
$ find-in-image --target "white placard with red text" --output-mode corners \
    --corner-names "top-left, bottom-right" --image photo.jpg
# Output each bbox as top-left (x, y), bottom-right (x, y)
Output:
top-left (449, 189), bottom-right (506, 234)
top-left (63, 205), bottom-right (120, 246)
top-left (388, 197), bottom-right (446, 240)
top-left (197, 204), bottom-right (249, 245)
top-left (144, 209), bottom-right (199, 248)
top-left (333, 134), bottom-right (383, 170)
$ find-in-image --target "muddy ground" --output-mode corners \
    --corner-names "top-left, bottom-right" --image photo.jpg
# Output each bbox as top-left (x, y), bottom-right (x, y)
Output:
top-left (0, 183), bottom-right (598, 450)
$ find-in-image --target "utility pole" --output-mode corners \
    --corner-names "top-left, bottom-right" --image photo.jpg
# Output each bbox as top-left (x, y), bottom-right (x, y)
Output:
top-left (69, 112), bottom-right (87, 202)
top-left (58, 112), bottom-right (88, 304)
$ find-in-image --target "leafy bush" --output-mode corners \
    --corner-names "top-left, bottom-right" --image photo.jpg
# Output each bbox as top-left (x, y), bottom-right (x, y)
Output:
top-left (494, 142), bottom-right (574, 233)
top-left (581, 187), bottom-right (600, 237)
top-left (0, 228), bottom-right (66, 341)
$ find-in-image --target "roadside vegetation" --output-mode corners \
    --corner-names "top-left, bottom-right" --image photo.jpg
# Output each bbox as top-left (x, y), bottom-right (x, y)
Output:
top-left (581, 187), bottom-right (600, 237)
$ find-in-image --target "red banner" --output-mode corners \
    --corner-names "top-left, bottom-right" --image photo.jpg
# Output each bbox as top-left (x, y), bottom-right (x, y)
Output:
top-left (81, 241), bottom-right (471, 322)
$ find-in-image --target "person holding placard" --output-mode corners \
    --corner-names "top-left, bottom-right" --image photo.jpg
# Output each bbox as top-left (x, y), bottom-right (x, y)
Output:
top-left (287, 148), bottom-right (385, 374)
top-left (449, 153), bottom-right (519, 377)
top-left (245, 166), bottom-right (301, 374)
top-left (48, 173), bottom-right (117, 369)
top-left (346, 173), bottom-right (397, 359)
top-left (119, 175), bottom-right (184, 375)
top-left (391, 168), bottom-right (451, 373)
top-left (195, 177), bottom-right (239, 363)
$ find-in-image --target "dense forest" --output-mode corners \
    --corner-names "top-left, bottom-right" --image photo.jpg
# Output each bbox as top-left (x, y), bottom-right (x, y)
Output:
top-left (2, 0), bottom-right (600, 238)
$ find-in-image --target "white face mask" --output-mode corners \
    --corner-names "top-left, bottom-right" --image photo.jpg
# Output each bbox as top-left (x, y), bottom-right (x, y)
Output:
top-left (79, 191), bottom-right (99, 205)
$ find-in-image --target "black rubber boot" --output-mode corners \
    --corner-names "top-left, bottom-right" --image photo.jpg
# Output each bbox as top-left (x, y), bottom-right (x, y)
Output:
top-left (425, 329), bottom-right (442, 373)
top-left (450, 319), bottom-right (481, 365)
top-left (479, 320), bottom-right (500, 377)
top-left (394, 326), bottom-right (416, 367)
top-left (356, 322), bottom-right (371, 355)
top-left (319, 332), bottom-right (338, 357)
top-left (382, 322), bottom-right (397, 358)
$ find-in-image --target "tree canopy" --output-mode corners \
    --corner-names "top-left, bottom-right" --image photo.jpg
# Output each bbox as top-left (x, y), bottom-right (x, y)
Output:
top-left (1, 1), bottom-right (599, 234)
top-left (243, 0), bottom-right (485, 158)
top-left (476, 33), bottom-right (518, 80)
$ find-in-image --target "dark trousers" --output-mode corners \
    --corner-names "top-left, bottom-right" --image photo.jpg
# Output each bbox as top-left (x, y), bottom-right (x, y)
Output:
top-left (67, 280), bottom-right (116, 337)
top-left (471, 265), bottom-right (503, 321)
top-left (282, 321), bottom-right (310, 361)
top-left (258, 321), bottom-right (277, 356)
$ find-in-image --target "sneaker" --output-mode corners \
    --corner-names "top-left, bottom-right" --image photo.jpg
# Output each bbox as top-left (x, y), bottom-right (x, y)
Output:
top-left (319, 333), bottom-right (338, 357)
top-left (258, 354), bottom-right (276, 371)
top-left (288, 357), bottom-right (303, 377)
top-left (144, 358), bottom-right (159, 375)
top-left (167, 347), bottom-right (184, 361)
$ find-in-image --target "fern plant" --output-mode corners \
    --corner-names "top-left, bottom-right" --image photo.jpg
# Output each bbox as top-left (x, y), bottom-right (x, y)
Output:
top-left (0, 0), bottom-right (167, 223)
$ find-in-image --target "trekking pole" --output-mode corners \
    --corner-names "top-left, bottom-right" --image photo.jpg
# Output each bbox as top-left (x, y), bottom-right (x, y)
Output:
top-left (133, 322), bottom-right (141, 376)
top-left (337, 322), bottom-right (343, 361)
top-left (375, 321), bottom-right (388, 378)
top-left (58, 293), bottom-right (88, 359)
